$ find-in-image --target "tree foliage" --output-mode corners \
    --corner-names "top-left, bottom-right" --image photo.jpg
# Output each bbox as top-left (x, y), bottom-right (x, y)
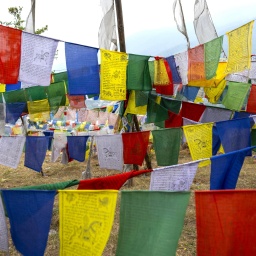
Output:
top-left (0, 6), bottom-right (48, 34)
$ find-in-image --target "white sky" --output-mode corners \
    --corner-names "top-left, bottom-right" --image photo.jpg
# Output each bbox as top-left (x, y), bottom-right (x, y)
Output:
top-left (0, 0), bottom-right (256, 71)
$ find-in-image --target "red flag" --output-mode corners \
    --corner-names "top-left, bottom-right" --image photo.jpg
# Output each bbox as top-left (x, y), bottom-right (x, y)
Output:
top-left (246, 84), bottom-right (256, 113)
top-left (165, 110), bottom-right (183, 128)
top-left (182, 101), bottom-right (206, 121)
top-left (196, 190), bottom-right (256, 256)
top-left (0, 25), bottom-right (21, 84)
top-left (78, 169), bottom-right (152, 190)
top-left (122, 131), bottom-right (150, 165)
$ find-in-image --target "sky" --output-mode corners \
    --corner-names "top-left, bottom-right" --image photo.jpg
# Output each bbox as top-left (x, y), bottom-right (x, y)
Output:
top-left (0, 0), bottom-right (256, 72)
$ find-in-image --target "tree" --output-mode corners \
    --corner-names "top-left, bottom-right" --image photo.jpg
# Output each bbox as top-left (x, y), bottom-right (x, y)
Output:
top-left (0, 6), bottom-right (48, 34)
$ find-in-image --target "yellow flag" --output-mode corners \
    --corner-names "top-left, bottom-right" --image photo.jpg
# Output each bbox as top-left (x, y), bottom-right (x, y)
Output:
top-left (154, 59), bottom-right (170, 86)
top-left (100, 49), bottom-right (128, 101)
top-left (0, 83), bottom-right (5, 92)
top-left (183, 123), bottom-right (213, 167)
top-left (124, 90), bottom-right (147, 115)
top-left (27, 99), bottom-right (50, 121)
top-left (59, 190), bottom-right (118, 256)
top-left (226, 21), bottom-right (254, 74)
top-left (204, 79), bottom-right (226, 103)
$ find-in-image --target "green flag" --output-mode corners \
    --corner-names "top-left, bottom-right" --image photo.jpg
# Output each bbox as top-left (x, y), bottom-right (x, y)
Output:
top-left (204, 36), bottom-right (223, 79)
top-left (25, 86), bottom-right (47, 101)
top-left (127, 54), bottom-right (152, 91)
top-left (222, 81), bottom-right (251, 111)
top-left (152, 128), bottom-right (182, 166)
top-left (116, 191), bottom-right (190, 256)
top-left (160, 97), bottom-right (182, 114)
top-left (135, 91), bottom-right (149, 107)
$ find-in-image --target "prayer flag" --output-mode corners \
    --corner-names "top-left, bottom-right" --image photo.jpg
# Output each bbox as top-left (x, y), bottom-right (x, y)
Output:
top-left (0, 25), bottom-right (21, 84)
top-left (152, 128), bottom-right (182, 166)
top-left (59, 190), bottom-right (118, 256)
top-left (226, 21), bottom-right (254, 74)
top-left (65, 43), bottom-right (100, 95)
top-left (116, 191), bottom-right (190, 256)
top-left (95, 134), bottom-right (123, 171)
top-left (174, 51), bottom-right (188, 85)
top-left (5, 102), bottom-right (26, 124)
top-left (100, 49), bottom-right (128, 101)
top-left (210, 147), bottom-right (252, 190)
top-left (183, 85), bottom-right (200, 101)
top-left (122, 131), bottom-right (150, 165)
top-left (19, 32), bottom-right (58, 86)
top-left (200, 107), bottom-right (232, 123)
top-left (0, 196), bottom-right (8, 252)
top-left (150, 161), bottom-right (199, 191)
top-left (67, 95), bottom-right (85, 109)
top-left (124, 90), bottom-right (147, 115)
top-left (1, 190), bottom-right (55, 256)
top-left (246, 84), bottom-right (256, 113)
top-left (196, 190), bottom-right (256, 256)
top-left (182, 101), bottom-right (206, 121)
top-left (67, 136), bottom-right (89, 162)
top-left (166, 55), bottom-right (181, 84)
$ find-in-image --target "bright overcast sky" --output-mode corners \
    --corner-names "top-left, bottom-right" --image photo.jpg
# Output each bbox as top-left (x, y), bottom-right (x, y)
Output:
top-left (0, 0), bottom-right (256, 71)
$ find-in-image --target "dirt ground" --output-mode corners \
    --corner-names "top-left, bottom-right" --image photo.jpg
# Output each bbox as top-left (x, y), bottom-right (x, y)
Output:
top-left (1, 148), bottom-right (256, 256)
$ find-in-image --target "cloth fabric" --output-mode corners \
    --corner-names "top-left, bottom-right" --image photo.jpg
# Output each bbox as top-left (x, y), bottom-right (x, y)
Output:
top-left (5, 81), bottom-right (21, 91)
top-left (78, 169), bottom-right (152, 190)
top-left (0, 195), bottom-right (8, 252)
top-left (183, 85), bottom-right (200, 101)
top-left (19, 32), bottom-right (58, 86)
top-left (27, 99), bottom-right (50, 121)
top-left (1, 190), bottom-right (56, 256)
top-left (196, 190), bottom-right (256, 256)
top-left (164, 110), bottom-right (183, 128)
top-left (25, 85), bottom-right (47, 101)
top-left (174, 51), bottom-right (188, 85)
top-left (182, 117), bottom-right (199, 144)
top-left (65, 43), bottom-right (100, 95)
top-left (150, 161), bottom-right (199, 191)
top-left (246, 84), bottom-right (256, 113)
top-left (25, 136), bottom-right (50, 172)
top-left (166, 55), bottom-right (181, 84)
top-left (67, 136), bottom-right (89, 162)
top-left (51, 132), bottom-right (67, 162)
top-left (124, 90), bottom-right (147, 116)
top-left (0, 25), bottom-right (22, 84)
top-left (222, 81), bottom-right (251, 111)
top-left (43, 130), bottom-right (54, 150)
top-left (67, 95), bottom-right (85, 109)
top-left (59, 190), bottom-right (118, 256)
top-left (210, 147), bottom-right (253, 190)
top-left (215, 117), bottom-right (251, 153)
top-left (6, 102), bottom-right (26, 124)
top-left (134, 91), bottom-right (148, 107)
top-left (95, 134), bottom-right (124, 171)
top-left (100, 49), bottom-right (128, 101)
top-left (199, 106), bottom-right (232, 123)
top-left (226, 21), bottom-right (254, 74)
top-left (225, 69), bottom-right (249, 83)
top-left (116, 191), bottom-right (190, 256)
top-left (122, 131), bottom-right (150, 165)
top-left (188, 45), bottom-right (205, 82)
top-left (152, 128), bottom-right (182, 166)
top-left (0, 136), bottom-right (26, 168)
top-left (127, 54), bottom-right (151, 90)
top-left (52, 71), bottom-right (68, 84)
top-left (160, 97), bottom-right (182, 114)
top-left (204, 79), bottom-right (226, 103)
top-left (212, 126), bottom-right (221, 155)
top-left (182, 101), bottom-right (206, 121)
top-left (183, 123), bottom-right (213, 167)
top-left (4, 89), bottom-right (27, 103)
top-left (193, 0), bottom-right (218, 44)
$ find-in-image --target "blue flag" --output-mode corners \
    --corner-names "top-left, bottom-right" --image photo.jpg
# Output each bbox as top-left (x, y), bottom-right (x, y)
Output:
top-left (1, 190), bottom-right (56, 256)
top-left (24, 136), bottom-right (49, 172)
top-left (65, 43), bottom-right (100, 95)
top-left (166, 55), bottom-right (181, 84)
top-left (67, 135), bottom-right (89, 162)
top-left (210, 147), bottom-right (253, 190)
top-left (6, 102), bottom-right (26, 124)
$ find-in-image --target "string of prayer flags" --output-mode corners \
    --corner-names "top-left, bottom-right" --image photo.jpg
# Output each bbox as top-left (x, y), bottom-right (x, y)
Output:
top-left (188, 45), bottom-right (205, 82)
top-left (0, 136), bottom-right (25, 168)
top-left (5, 102), bottom-right (26, 124)
top-left (174, 51), bottom-right (188, 85)
top-left (199, 106), bottom-right (232, 123)
top-left (127, 54), bottom-right (152, 91)
top-left (116, 191), bottom-right (190, 256)
top-left (183, 123), bottom-right (213, 167)
top-left (225, 21), bottom-right (254, 74)
top-left (124, 90), bottom-right (147, 116)
top-left (195, 190), bottom-right (256, 256)
top-left (67, 136), bottom-right (89, 162)
top-left (0, 196), bottom-right (8, 253)
top-left (25, 136), bottom-right (50, 172)
top-left (95, 134), bottom-right (124, 171)
top-left (59, 190), bottom-right (118, 256)
top-left (221, 81), bottom-right (251, 111)
top-left (246, 84), bottom-right (256, 113)
top-left (1, 190), bottom-right (56, 256)
top-left (182, 101), bottom-right (206, 121)
top-left (215, 117), bottom-right (251, 153)
top-left (210, 147), bottom-right (253, 190)
top-left (152, 128), bottom-right (182, 166)
top-left (19, 32), bottom-right (58, 86)
top-left (122, 131), bottom-right (150, 165)
top-left (78, 170), bottom-right (152, 190)
top-left (100, 49), bottom-right (128, 101)
top-left (65, 43), bottom-right (100, 95)
top-left (166, 55), bottom-right (181, 84)
top-left (150, 161), bottom-right (199, 191)
top-left (0, 25), bottom-right (21, 84)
